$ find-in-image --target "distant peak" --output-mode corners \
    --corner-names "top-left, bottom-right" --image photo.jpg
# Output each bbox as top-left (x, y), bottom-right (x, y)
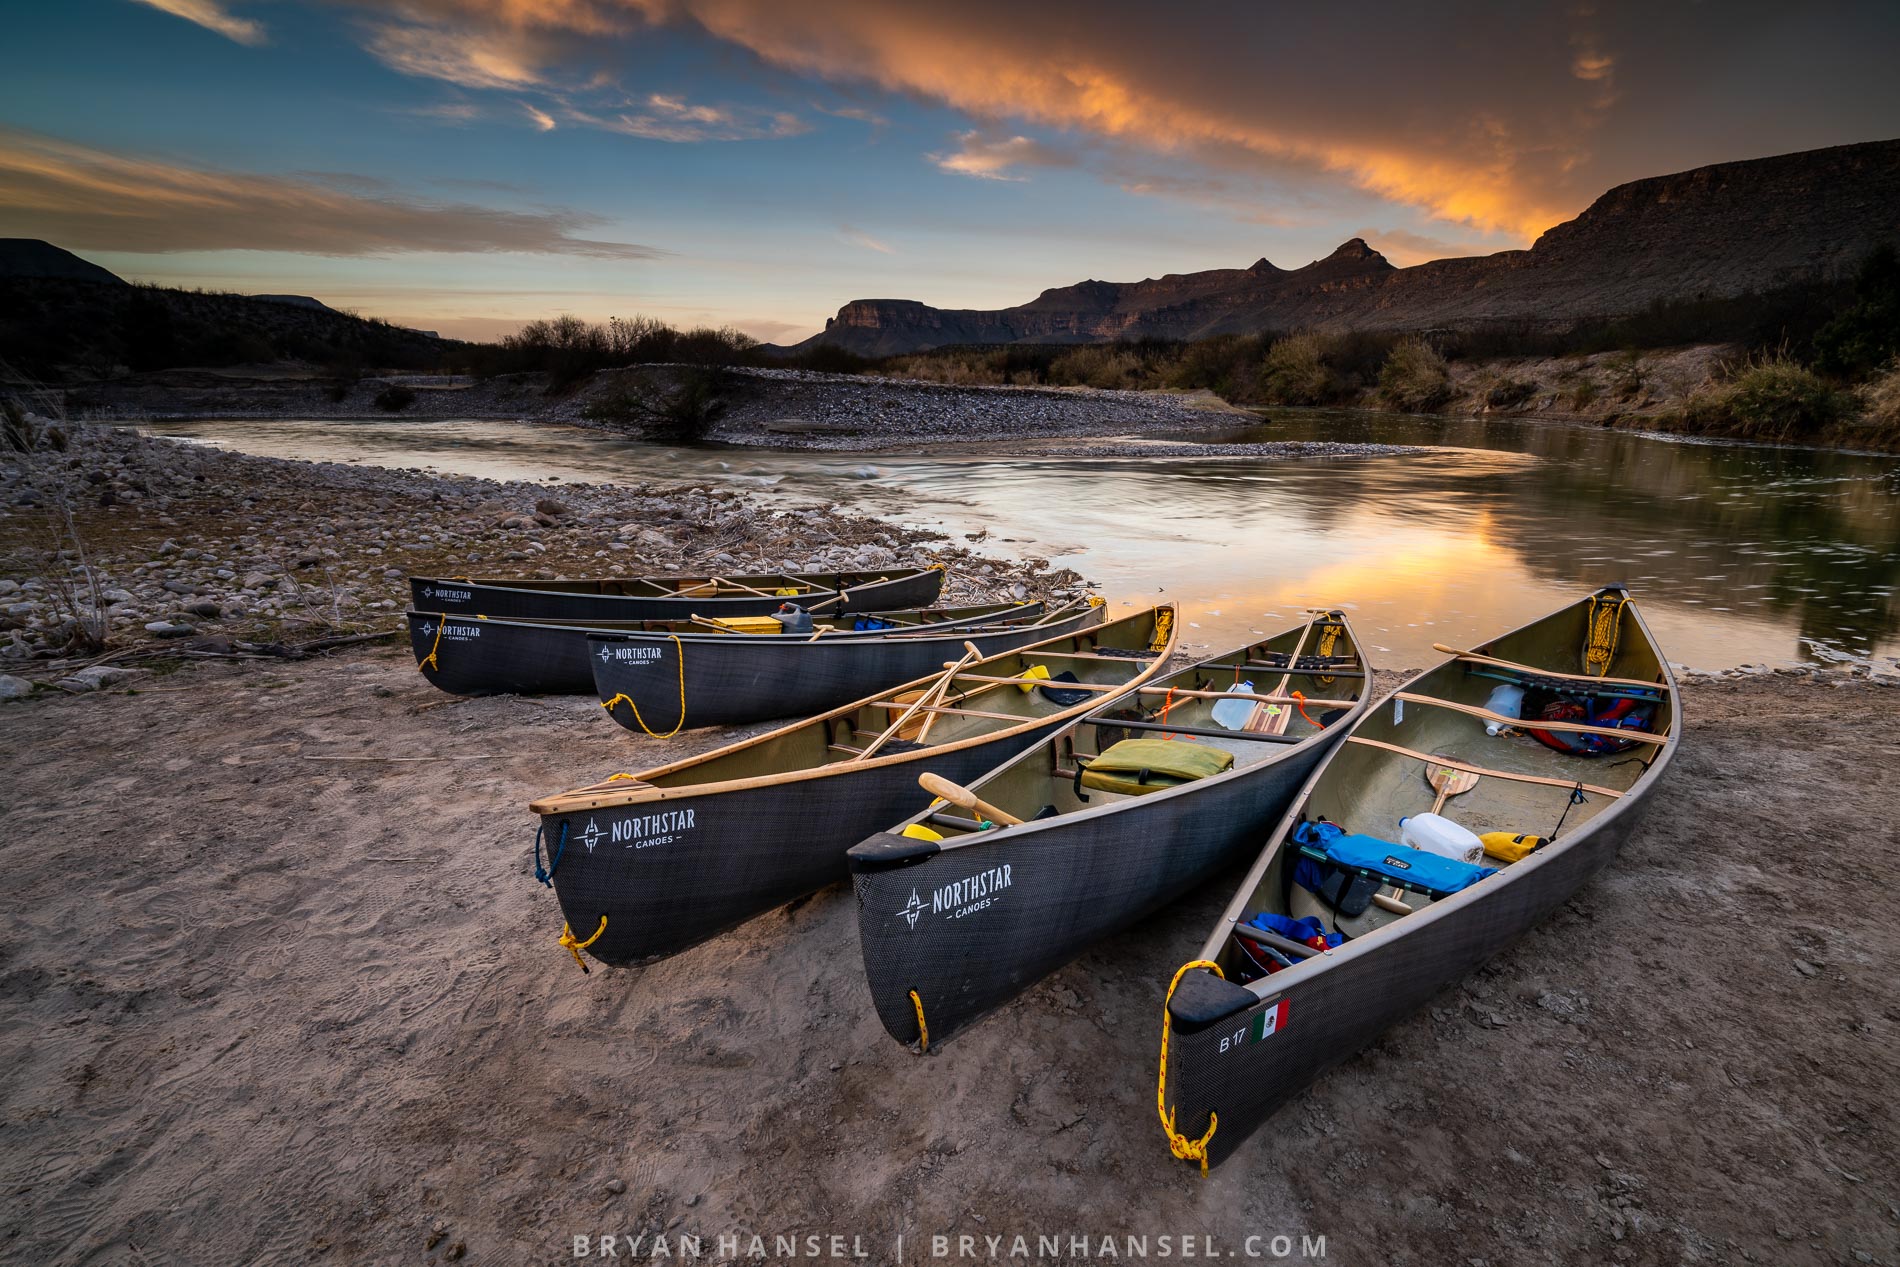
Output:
top-left (1327, 237), bottom-right (1384, 261)
top-left (1248, 257), bottom-right (1282, 273)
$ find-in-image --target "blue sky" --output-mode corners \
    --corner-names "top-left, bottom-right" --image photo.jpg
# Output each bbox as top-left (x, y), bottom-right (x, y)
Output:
top-left (3, 0), bottom-right (1896, 342)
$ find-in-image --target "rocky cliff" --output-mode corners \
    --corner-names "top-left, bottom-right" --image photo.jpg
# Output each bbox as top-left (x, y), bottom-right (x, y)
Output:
top-left (787, 139), bottom-right (1900, 356)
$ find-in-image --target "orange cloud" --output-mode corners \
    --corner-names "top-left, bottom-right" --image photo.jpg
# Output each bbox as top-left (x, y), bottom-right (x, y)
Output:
top-left (0, 129), bottom-right (661, 257)
top-left (129, 0), bottom-right (267, 45)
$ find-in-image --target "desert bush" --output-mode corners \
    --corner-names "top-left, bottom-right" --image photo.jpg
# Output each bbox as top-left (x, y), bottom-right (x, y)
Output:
top-left (1257, 334), bottom-right (1340, 405)
top-left (580, 367), bottom-right (730, 443)
top-left (1480, 375), bottom-right (1539, 410)
top-left (1678, 354), bottom-right (1853, 440)
top-left (1813, 243), bottom-right (1900, 377)
top-left (1047, 346), bottom-right (1142, 390)
top-left (1377, 338), bottom-right (1451, 410)
top-left (373, 383), bottom-right (416, 412)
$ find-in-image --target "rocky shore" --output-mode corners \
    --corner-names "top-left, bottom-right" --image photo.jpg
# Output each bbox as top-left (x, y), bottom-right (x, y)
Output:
top-left (0, 416), bottom-right (1078, 689)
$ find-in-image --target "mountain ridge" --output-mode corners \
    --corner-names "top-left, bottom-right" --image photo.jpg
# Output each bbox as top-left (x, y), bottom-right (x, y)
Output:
top-left (782, 138), bottom-right (1900, 356)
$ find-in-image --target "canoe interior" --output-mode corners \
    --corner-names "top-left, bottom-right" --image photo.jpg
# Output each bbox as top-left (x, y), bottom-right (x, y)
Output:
top-left (911, 614), bottom-right (1364, 835)
top-left (406, 598), bottom-right (1053, 639)
top-left (531, 606), bottom-right (1174, 810)
top-left (1207, 591), bottom-right (1674, 980)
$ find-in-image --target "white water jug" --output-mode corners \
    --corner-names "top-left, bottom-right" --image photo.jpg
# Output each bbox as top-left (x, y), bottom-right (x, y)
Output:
top-left (1483, 683), bottom-right (1525, 735)
top-left (1399, 813), bottom-right (1485, 865)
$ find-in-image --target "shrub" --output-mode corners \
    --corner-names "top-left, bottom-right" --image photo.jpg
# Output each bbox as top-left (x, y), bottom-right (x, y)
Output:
top-left (1376, 337), bottom-right (1451, 411)
top-left (1258, 334), bottom-right (1340, 405)
top-left (1480, 375), bottom-right (1539, 410)
top-left (1047, 346), bottom-right (1143, 390)
top-left (373, 383), bottom-right (416, 412)
top-left (1813, 244), bottom-right (1900, 377)
top-left (1678, 354), bottom-right (1853, 440)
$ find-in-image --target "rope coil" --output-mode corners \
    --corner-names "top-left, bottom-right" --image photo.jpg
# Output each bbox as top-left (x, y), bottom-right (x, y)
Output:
top-left (600, 634), bottom-right (687, 738)
top-left (909, 989), bottom-right (929, 1053)
top-left (558, 915), bottom-right (608, 973)
top-left (1158, 959), bottom-right (1225, 1175)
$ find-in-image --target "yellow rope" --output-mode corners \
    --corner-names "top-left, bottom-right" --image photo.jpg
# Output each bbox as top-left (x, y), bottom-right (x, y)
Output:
top-left (1584, 594), bottom-right (1626, 677)
top-left (599, 635), bottom-right (686, 738)
top-left (558, 915), bottom-right (608, 972)
top-left (418, 613), bottom-right (447, 673)
top-left (909, 989), bottom-right (929, 1052)
top-left (1157, 959), bottom-right (1225, 1175)
top-left (1148, 608), bottom-right (1174, 654)
top-left (606, 772), bottom-right (641, 781)
top-left (1314, 621), bottom-right (1343, 686)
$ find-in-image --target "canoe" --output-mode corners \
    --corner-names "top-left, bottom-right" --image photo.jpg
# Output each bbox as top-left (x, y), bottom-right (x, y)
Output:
top-left (405, 599), bottom-right (1059, 697)
top-left (1157, 587), bottom-right (1678, 1172)
top-left (407, 566), bottom-right (943, 622)
top-left (849, 609), bottom-right (1371, 1051)
top-left (527, 606), bottom-right (1179, 968)
top-left (591, 598), bottom-right (1106, 731)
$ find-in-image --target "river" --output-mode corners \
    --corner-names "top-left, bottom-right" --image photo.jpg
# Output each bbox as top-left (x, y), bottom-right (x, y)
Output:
top-left (124, 411), bottom-right (1900, 671)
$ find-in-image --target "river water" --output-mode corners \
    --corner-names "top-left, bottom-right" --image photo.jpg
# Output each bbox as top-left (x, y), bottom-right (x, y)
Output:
top-left (126, 412), bottom-right (1900, 671)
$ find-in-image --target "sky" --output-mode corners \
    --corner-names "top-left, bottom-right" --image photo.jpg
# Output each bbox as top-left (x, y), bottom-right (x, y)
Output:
top-left (2, 1), bottom-right (1897, 344)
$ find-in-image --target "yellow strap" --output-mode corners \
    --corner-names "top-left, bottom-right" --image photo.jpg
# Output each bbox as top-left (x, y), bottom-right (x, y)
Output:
top-left (1314, 621), bottom-right (1343, 686)
top-left (600, 635), bottom-right (686, 738)
top-left (1157, 959), bottom-right (1224, 1175)
top-left (558, 915), bottom-right (608, 972)
top-left (909, 989), bottom-right (929, 1053)
top-left (418, 613), bottom-right (447, 673)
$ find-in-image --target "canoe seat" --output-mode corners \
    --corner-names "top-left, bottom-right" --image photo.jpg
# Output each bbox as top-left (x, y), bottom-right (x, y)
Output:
top-left (1077, 738), bottom-right (1234, 797)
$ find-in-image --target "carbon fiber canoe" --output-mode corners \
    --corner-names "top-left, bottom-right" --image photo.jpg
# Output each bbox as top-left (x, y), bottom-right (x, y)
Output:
top-left (591, 598), bottom-right (1106, 731)
top-left (407, 566), bottom-right (942, 622)
top-left (405, 599), bottom-right (1056, 697)
top-left (527, 606), bottom-right (1178, 968)
top-left (849, 609), bottom-right (1370, 1051)
top-left (1157, 587), bottom-right (1678, 1171)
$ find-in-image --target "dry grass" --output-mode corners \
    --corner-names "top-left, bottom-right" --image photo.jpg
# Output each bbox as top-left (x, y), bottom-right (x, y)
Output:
top-left (1376, 337), bottom-right (1452, 411)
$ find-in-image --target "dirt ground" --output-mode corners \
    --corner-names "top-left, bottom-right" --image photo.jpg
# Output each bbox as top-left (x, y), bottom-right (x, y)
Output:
top-left (2, 654), bottom-right (1896, 1267)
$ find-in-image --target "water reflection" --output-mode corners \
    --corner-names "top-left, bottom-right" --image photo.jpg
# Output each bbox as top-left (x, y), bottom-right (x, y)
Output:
top-left (126, 413), bottom-right (1900, 669)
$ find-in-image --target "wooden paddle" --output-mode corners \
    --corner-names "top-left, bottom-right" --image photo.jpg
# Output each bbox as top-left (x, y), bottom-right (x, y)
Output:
top-left (918, 772), bottom-right (1024, 827)
top-left (913, 642), bottom-right (985, 744)
top-left (1424, 752), bottom-right (1479, 814)
top-left (854, 642), bottom-right (982, 761)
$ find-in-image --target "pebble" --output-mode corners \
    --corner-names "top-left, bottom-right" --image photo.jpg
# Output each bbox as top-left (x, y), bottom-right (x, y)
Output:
top-left (0, 674), bottom-right (31, 701)
top-left (1793, 959), bottom-right (1821, 977)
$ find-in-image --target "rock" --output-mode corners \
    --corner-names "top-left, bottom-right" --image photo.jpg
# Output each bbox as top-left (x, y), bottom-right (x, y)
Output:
top-left (242, 571), bottom-right (274, 590)
top-left (293, 550), bottom-right (322, 568)
top-left (56, 666), bottom-right (130, 692)
top-left (604, 1178), bottom-right (627, 1195)
top-left (534, 497), bottom-right (570, 517)
top-left (184, 600), bottom-right (222, 619)
top-left (444, 1243), bottom-right (466, 1262)
top-left (144, 621), bottom-right (196, 638)
top-left (1793, 958), bottom-right (1821, 977)
top-left (0, 580), bottom-right (17, 596)
top-left (0, 674), bottom-right (31, 701)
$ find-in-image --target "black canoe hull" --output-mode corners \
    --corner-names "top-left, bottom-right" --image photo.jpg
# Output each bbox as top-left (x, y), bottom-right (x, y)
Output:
top-left (408, 569), bottom-right (942, 621)
top-left (1162, 782), bottom-right (1661, 1166)
top-left (590, 604), bottom-right (1105, 730)
top-left (405, 601), bottom-right (1052, 697)
top-left (538, 718), bottom-right (1072, 965)
top-left (850, 733), bottom-right (1341, 1049)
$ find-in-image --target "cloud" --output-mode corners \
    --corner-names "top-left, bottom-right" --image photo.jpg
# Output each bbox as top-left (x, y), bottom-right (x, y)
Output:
top-left (1349, 227), bottom-right (1489, 267)
top-left (838, 226), bottom-right (893, 254)
top-left (364, 20), bottom-right (551, 89)
top-left (0, 129), bottom-right (663, 258)
top-left (932, 131), bottom-right (1076, 181)
top-left (398, 101), bottom-right (485, 125)
top-left (812, 102), bottom-right (889, 128)
top-left (128, 0), bottom-right (266, 45)
top-left (572, 93), bottom-right (807, 142)
top-left (521, 101), bottom-right (558, 131)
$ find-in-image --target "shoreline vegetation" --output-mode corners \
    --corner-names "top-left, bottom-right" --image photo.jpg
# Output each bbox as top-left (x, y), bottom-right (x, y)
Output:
top-left (7, 246), bottom-right (1897, 452)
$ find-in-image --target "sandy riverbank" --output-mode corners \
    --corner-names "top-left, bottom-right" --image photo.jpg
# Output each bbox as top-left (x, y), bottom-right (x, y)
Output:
top-left (0, 656), bottom-right (1894, 1264)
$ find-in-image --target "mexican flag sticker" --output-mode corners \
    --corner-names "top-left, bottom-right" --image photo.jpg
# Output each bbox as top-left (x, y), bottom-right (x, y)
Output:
top-left (1251, 998), bottom-right (1291, 1041)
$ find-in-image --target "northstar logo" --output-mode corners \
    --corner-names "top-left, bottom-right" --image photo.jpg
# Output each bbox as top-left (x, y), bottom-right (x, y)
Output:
top-left (581, 818), bottom-right (604, 852)
top-left (897, 888), bottom-right (925, 929)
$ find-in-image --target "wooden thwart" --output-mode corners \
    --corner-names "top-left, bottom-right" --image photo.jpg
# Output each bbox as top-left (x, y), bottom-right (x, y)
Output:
top-left (1433, 643), bottom-right (1671, 692)
top-left (1392, 691), bottom-right (1668, 745)
top-left (1345, 736), bottom-right (1625, 798)
top-left (854, 642), bottom-right (982, 761)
